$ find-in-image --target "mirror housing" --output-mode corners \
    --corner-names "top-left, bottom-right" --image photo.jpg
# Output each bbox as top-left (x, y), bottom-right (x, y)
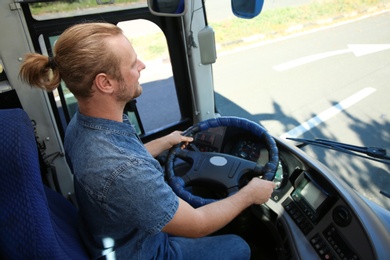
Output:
top-left (231, 0), bottom-right (264, 19)
top-left (147, 0), bottom-right (188, 17)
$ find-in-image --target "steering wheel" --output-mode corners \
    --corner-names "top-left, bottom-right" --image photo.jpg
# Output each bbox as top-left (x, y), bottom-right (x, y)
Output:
top-left (165, 117), bottom-right (279, 208)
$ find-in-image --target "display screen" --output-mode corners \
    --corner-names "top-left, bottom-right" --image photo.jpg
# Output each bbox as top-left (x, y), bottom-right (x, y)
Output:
top-left (300, 182), bottom-right (327, 210)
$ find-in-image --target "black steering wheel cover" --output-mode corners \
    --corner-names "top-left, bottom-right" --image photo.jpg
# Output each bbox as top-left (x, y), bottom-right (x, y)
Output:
top-left (166, 116), bottom-right (278, 208)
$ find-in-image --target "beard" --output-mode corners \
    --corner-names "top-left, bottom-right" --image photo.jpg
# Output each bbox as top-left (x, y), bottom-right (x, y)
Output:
top-left (116, 80), bottom-right (142, 102)
top-left (133, 84), bottom-right (143, 99)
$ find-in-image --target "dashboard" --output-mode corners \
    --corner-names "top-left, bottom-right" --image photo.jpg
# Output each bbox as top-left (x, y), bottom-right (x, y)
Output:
top-left (181, 125), bottom-right (390, 260)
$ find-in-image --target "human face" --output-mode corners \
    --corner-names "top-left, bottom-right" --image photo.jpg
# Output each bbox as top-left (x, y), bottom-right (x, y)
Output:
top-left (110, 34), bottom-right (145, 102)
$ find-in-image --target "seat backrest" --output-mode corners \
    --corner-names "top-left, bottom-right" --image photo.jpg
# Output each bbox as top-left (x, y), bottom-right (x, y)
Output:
top-left (0, 108), bottom-right (89, 259)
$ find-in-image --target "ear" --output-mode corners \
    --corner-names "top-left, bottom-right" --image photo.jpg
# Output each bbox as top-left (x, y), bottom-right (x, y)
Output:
top-left (94, 73), bottom-right (115, 94)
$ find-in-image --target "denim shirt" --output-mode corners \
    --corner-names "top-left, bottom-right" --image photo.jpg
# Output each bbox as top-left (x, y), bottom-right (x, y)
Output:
top-left (64, 112), bottom-right (179, 259)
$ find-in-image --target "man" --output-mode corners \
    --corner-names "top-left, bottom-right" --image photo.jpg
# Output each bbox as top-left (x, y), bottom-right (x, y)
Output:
top-left (19, 22), bottom-right (276, 259)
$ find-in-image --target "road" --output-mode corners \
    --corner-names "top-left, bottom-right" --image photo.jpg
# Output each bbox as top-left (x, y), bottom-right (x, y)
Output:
top-left (212, 11), bottom-right (390, 210)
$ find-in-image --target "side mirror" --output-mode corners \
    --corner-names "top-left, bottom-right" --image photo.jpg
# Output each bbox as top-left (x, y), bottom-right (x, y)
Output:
top-left (147, 0), bottom-right (188, 17)
top-left (231, 0), bottom-right (264, 19)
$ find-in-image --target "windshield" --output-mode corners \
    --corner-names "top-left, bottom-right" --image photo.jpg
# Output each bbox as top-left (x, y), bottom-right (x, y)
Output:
top-left (206, 0), bottom-right (390, 210)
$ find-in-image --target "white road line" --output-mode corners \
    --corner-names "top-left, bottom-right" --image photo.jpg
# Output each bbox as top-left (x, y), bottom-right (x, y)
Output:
top-left (273, 44), bottom-right (390, 71)
top-left (280, 87), bottom-right (376, 139)
top-left (273, 49), bottom-right (351, 71)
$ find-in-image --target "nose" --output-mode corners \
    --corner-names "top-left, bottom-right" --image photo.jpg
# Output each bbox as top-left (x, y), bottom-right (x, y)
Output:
top-left (138, 59), bottom-right (146, 71)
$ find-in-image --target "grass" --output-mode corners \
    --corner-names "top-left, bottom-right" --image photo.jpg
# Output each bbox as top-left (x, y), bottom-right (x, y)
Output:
top-left (212, 0), bottom-right (389, 47)
top-left (29, 0), bottom-right (141, 15)
top-left (30, 0), bottom-right (390, 59)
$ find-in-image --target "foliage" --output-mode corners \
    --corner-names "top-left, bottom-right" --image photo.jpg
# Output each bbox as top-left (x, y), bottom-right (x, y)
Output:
top-left (211, 0), bottom-right (389, 45)
top-left (30, 0), bottom-right (142, 15)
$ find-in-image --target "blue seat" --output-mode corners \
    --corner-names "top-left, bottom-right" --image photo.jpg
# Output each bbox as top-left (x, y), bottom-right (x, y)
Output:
top-left (0, 108), bottom-right (89, 259)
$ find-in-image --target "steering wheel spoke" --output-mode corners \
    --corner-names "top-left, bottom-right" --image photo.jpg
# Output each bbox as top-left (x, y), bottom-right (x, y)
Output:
top-left (182, 152), bottom-right (260, 186)
top-left (227, 186), bottom-right (240, 196)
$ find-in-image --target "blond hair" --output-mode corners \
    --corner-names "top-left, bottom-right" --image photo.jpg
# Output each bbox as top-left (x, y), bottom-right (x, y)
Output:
top-left (19, 22), bottom-right (123, 98)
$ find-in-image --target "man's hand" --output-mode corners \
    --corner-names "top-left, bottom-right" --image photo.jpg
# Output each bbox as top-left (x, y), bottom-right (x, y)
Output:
top-left (166, 131), bottom-right (193, 149)
top-left (145, 131), bottom-right (193, 157)
top-left (240, 178), bottom-right (276, 205)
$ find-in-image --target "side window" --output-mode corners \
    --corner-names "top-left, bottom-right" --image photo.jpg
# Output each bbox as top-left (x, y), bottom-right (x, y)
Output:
top-left (118, 20), bottom-right (181, 134)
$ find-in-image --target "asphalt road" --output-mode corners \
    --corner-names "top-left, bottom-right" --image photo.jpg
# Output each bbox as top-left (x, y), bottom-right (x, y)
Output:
top-left (212, 11), bottom-right (390, 210)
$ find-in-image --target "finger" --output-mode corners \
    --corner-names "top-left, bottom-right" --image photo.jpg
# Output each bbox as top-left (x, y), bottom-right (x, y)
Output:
top-left (183, 136), bottom-right (193, 142)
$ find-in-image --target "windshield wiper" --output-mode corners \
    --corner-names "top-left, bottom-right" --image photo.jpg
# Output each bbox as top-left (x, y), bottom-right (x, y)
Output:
top-left (287, 137), bottom-right (390, 200)
top-left (286, 137), bottom-right (390, 166)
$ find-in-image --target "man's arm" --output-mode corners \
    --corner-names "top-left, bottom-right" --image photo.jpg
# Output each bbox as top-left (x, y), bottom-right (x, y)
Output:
top-left (162, 177), bottom-right (276, 238)
top-left (145, 131), bottom-right (193, 157)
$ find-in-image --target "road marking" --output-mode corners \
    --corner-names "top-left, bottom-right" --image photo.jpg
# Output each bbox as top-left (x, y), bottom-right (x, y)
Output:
top-left (273, 49), bottom-right (350, 71)
top-left (280, 87), bottom-right (376, 139)
top-left (273, 44), bottom-right (390, 71)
